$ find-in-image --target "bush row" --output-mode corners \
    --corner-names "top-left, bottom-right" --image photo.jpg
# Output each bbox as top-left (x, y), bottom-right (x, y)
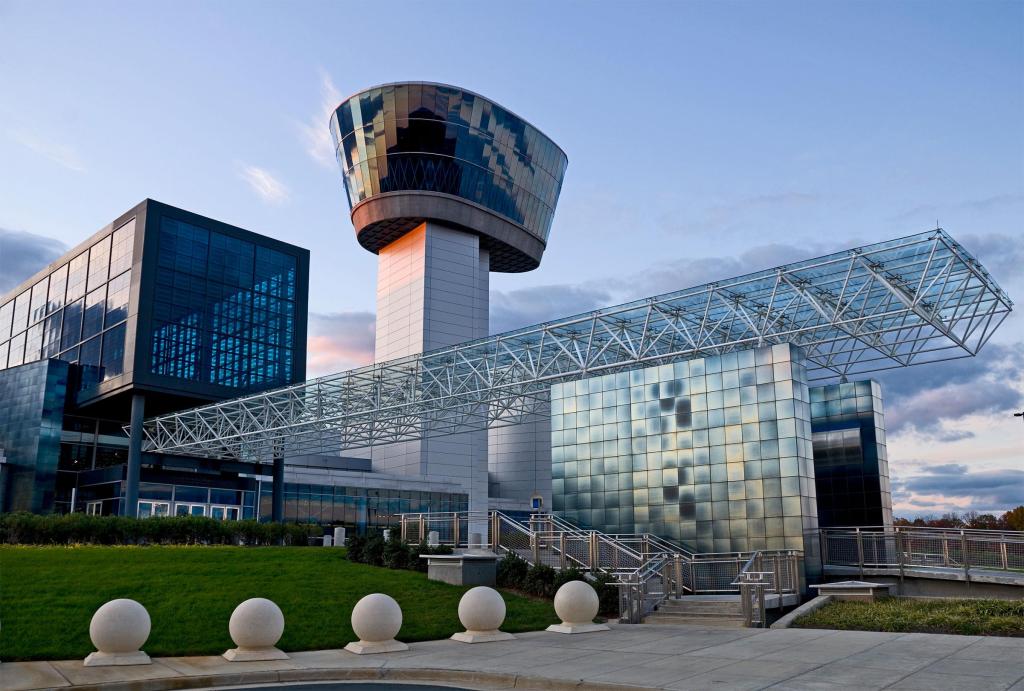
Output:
top-left (0, 512), bottom-right (322, 546)
top-left (496, 552), bottom-right (619, 616)
top-left (345, 532), bottom-right (453, 572)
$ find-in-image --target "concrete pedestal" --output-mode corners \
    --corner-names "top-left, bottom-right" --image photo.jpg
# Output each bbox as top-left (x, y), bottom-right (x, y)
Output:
top-left (333, 527), bottom-right (346, 547)
top-left (223, 647), bottom-right (289, 662)
top-left (421, 553), bottom-right (498, 586)
top-left (451, 630), bottom-right (516, 643)
top-left (344, 639), bottom-right (408, 654)
top-left (545, 622), bottom-right (610, 634)
top-left (83, 651), bottom-right (151, 667)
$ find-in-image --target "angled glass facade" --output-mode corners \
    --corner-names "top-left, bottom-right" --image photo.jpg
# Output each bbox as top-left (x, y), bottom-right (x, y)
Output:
top-left (551, 343), bottom-right (820, 557)
top-left (810, 380), bottom-right (892, 528)
top-left (0, 359), bottom-right (68, 512)
top-left (150, 216), bottom-right (299, 390)
top-left (0, 220), bottom-right (134, 389)
top-left (332, 82), bottom-right (568, 243)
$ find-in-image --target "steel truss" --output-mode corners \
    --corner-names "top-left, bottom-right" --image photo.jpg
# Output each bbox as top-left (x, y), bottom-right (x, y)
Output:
top-left (142, 230), bottom-right (1012, 461)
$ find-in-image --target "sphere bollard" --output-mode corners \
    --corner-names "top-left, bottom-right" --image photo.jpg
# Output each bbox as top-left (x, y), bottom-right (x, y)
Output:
top-left (546, 580), bottom-right (610, 634)
top-left (344, 593), bottom-right (408, 654)
top-left (223, 598), bottom-right (289, 661)
top-left (451, 586), bottom-right (515, 643)
top-left (83, 599), bottom-right (152, 666)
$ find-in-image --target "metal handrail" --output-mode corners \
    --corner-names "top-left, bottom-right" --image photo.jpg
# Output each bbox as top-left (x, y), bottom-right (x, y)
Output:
top-left (820, 526), bottom-right (1024, 579)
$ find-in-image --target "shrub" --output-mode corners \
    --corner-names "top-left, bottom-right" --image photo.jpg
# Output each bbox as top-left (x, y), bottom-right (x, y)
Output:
top-left (553, 566), bottom-right (587, 590)
top-left (0, 512), bottom-right (320, 546)
top-left (497, 551), bottom-right (530, 589)
top-left (383, 532), bottom-right (412, 569)
top-left (361, 533), bottom-right (385, 566)
top-left (590, 571), bottom-right (620, 617)
top-left (523, 563), bottom-right (557, 598)
top-left (345, 534), bottom-right (366, 562)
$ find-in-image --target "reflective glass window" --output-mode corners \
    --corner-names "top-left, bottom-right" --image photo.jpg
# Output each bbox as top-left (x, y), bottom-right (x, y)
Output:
top-left (87, 235), bottom-right (111, 292)
top-left (66, 253), bottom-right (88, 302)
top-left (11, 289), bottom-right (30, 335)
top-left (82, 287), bottom-right (106, 340)
top-left (47, 263), bottom-right (68, 314)
top-left (100, 323), bottom-right (126, 380)
top-left (105, 271), bottom-right (130, 326)
top-left (30, 277), bottom-right (49, 324)
top-left (109, 220), bottom-right (135, 276)
top-left (0, 300), bottom-right (12, 341)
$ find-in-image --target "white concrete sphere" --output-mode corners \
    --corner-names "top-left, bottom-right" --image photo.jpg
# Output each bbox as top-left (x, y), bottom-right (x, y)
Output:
top-left (228, 598), bottom-right (285, 649)
top-left (89, 599), bottom-right (151, 653)
top-left (553, 580), bottom-right (599, 625)
top-left (350, 593), bottom-right (402, 642)
top-left (458, 587), bottom-right (506, 632)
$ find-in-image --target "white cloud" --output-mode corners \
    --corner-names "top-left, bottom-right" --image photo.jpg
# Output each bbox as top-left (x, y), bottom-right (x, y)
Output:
top-left (298, 69), bottom-right (343, 168)
top-left (9, 129), bottom-right (86, 172)
top-left (238, 164), bottom-right (290, 205)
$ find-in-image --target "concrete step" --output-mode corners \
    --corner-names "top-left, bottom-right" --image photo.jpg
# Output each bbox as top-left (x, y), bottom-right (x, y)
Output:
top-left (643, 613), bottom-right (747, 628)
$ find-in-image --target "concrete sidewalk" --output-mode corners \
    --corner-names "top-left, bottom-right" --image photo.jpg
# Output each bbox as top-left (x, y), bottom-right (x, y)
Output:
top-left (4, 623), bottom-right (1024, 691)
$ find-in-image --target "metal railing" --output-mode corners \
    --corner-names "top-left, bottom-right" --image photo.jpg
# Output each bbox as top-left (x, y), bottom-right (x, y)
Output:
top-left (733, 553), bottom-right (771, 627)
top-left (820, 526), bottom-right (1024, 582)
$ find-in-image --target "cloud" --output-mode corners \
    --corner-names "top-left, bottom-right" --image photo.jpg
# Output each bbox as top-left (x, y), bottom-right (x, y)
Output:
top-left (306, 311), bottom-right (375, 377)
top-left (955, 232), bottom-right (1024, 288)
top-left (0, 227), bottom-right (67, 294)
top-left (489, 238), bottom-right (855, 335)
top-left (238, 165), bottom-right (290, 205)
top-left (9, 129), bottom-right (86, 172)
top-left (890, 194), bottom-right (1024, 223)
top-left (876, 342), bottom-right (1024, 440)
top-left (298, 70), bottom-right (342, 168)
top-left (683, 192), bottom-right (821, 233)
top-left (893, 463), bottom-right (1024, 514)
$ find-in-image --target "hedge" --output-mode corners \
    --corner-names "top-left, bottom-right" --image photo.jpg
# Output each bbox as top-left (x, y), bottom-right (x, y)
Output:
top-left (345, 532), bottom-right (453, 571)
top-left (0, 512), bottom-right (322, 546)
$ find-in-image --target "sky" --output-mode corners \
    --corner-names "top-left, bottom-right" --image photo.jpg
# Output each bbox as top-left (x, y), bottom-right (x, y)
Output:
top-left (1, 0), bottom-right (1022, 517)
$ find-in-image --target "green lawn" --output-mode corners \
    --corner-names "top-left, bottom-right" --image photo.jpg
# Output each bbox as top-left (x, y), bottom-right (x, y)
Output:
top-left (0, 545), bottom-right (559, 661)
top-left (793, 597), bottom-right (1024, 637)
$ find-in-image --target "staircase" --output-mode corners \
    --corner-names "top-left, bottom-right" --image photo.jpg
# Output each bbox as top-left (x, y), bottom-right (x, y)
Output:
top-left (644, 595), bottom-right (747, 628)
top-left (398, 510), bottom-right (802, 627)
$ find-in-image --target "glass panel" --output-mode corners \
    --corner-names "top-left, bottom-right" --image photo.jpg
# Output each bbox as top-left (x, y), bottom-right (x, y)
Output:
top-left (0, 300), bottom-right (12, 341)
top-left (81, 286), bottom-right (106, 340)
top-left (66, 252), bottom-right (88, 302)
top-left (11, 290), bottom-right (30, 336)
top-left (30, 277), bottom-right (49, 324)
top-left (104, 271), bottom-right (130, 326)
top-left (47, 263), bottom-right (68, 314)
top-left (100, 323), bottom-right (126, 380)
top-left (109, 219), bottom-right (135, 276)
top-left (61, 298), bottom-right (84, 350)
top-left (87, 235), bottom-right (111, 292)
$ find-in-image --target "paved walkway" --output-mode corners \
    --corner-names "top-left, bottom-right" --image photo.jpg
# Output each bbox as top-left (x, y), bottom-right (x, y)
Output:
top-left (4, 623), bottom-right (1024, 691)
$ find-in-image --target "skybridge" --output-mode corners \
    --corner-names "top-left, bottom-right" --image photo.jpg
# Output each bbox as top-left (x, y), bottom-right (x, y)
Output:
top-left (141, 230), bottom-right (1012, 461)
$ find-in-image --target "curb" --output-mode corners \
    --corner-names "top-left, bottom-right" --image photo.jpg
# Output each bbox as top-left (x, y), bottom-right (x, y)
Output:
top-left (770, 594), bottom-right (833, 629)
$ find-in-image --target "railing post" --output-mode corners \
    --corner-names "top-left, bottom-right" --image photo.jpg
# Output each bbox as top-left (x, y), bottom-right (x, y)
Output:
top-left (961, 530), bottom-right (970, 588)
top-left (819, 529), bottom-right (829, 565)
top-left (453, 513), bottom-right (460, 548)
top-left (418, 515), bottom-right (425, 543)
top-left (589, 531), bottom-right (599, 570)
top-left (896, 527), bottom-right (904, 592)
top-left (773, 554), bottom-right (781, 595)
top-left (856, 528), bottom-right (865, 579)
top-left (532, 531), bottom-right (539, 565)
top-left (1001, 540), bottom-right (1009, 571)
top-left (943, 533), bottom-right (951, 567)
top-left (674, 555), bottom-right (683, 597)
top-left (560, 532), bottom-right (566, 569)
top-left (491, 512), bottom-right (499, 552)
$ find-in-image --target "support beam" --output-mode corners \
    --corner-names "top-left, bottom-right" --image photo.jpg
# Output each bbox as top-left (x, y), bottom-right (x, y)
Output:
top-left (123, 393), bottom-right (145, 518)
top-left (272, 457), bottom-right (285, 523)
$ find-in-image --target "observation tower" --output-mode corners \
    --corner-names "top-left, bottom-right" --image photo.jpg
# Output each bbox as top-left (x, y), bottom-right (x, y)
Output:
top-left (331, 82), bottom-right (567, 520)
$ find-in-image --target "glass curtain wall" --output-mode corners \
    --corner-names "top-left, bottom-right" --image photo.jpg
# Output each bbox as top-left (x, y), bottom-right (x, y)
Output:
top-left (550, 343), bottom-right (819, 555)
top-left (0, 220), bottom-right (134, 387)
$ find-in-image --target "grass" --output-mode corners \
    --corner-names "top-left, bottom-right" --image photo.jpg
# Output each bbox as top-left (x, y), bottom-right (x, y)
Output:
top-left (0, 545), bottom-right (559, 661)
top-left (793, 597), bottom-right (1024, 637)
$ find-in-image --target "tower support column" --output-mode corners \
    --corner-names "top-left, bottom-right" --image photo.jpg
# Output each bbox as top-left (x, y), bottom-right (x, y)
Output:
top-left (123, 393), bottom-right (145, 518)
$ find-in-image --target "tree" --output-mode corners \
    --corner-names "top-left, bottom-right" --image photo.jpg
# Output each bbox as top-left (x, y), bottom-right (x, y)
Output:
top-left (1000, 506), bottom-right (1024, 531)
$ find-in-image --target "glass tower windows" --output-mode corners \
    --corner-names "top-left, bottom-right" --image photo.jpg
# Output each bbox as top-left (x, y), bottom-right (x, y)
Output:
top-left (0, 218), bottom-right (133, 382)
top-left (86, 235), bottom-right (111, 293)
top-left (149, 216), bottom-right (298, 390)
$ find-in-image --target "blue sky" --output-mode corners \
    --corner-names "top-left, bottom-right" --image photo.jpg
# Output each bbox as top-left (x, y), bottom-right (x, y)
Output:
top-left (1, 0), bottom-right (1022, 516)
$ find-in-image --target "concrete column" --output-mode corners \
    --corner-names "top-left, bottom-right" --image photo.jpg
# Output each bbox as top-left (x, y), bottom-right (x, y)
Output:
top-left (123, 393), bottom-right (145, 518)
top-left (272, 457), bottom-right (285, 523)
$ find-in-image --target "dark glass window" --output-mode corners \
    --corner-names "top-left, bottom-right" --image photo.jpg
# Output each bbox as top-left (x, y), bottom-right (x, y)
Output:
top-left (0, 300), bottom-right (12, 342)
top-left (80, 335), bottom-right (101, 368)
top-left (11, 289), bottom-right (30, 336)
top-left (104, 271), bottom-right (130, 327)
top-left (82, 287), bottom-right (106, 340)
top-left (109, 219), bottom-right (135, 276)
top-left (100, 323), bottom-right (126, 380)
top-left (61, 298), bottom-right (84, 350)
top-left (42, 312), bottom-right (62, 358)
top-left (149, 217), bottom-right (298, 390)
